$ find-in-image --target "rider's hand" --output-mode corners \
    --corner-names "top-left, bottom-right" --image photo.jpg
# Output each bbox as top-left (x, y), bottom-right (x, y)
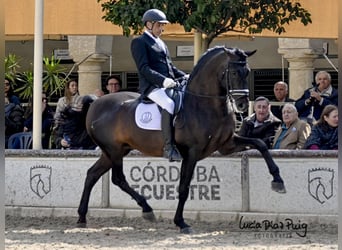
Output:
top-left (163, 78), bottom-right (177, 88)
top-left (183, 74), bottom-right (190, 80)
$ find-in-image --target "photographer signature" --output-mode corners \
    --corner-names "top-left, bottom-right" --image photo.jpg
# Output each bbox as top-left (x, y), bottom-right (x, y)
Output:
top-left (238, 216), bottom-right (308, 237)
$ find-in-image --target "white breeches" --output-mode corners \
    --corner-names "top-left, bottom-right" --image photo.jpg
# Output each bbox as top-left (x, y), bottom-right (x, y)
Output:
top-left (148, 88), bottom-right (175, 114)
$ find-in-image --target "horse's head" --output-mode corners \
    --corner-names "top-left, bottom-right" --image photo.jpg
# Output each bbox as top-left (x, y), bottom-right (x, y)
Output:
top-left (223, 48), bottom-right (256, 113)
top-left (187, 46), bottom-right (255, 114)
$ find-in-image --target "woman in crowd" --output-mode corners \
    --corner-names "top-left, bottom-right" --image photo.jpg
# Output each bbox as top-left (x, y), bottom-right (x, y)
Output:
top-left (52, 79), bottom-right (83, 149)
top-left (304, 104), bottom-right (338, 150)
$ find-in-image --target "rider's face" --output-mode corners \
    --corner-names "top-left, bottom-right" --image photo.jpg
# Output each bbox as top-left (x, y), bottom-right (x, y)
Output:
top-left (147, 22), bottom-right (166, 38)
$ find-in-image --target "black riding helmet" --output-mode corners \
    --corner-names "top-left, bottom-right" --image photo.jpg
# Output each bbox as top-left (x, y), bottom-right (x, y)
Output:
top-left (142, 9), bottom-right (169, 25)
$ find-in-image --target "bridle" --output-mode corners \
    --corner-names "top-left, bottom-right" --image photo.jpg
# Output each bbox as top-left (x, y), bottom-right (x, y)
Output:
top-left (180, 56), bottom-right (249, 114)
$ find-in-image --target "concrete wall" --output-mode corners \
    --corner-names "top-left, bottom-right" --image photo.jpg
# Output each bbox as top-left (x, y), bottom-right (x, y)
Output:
top-left (5, 150), bottom-right (338, 215)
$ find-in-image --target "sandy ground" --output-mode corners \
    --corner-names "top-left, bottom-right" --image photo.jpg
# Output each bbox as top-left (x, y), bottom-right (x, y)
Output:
top-left (5, 215), bottom-right (337, 250)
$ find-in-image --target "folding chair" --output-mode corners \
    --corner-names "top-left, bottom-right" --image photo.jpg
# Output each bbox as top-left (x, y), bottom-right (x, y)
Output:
top-left (8, 132), bottom-right (33, 149)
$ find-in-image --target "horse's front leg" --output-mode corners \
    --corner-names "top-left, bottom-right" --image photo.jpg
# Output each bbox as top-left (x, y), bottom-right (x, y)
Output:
top-left (233, 135), bottom-right (286, 193)
top-left (111, 158), bottom-right (155, 222)
top-left (174, 156), bottom-right (197, 234)
top-left (77, 154), bottom-right (111, 226)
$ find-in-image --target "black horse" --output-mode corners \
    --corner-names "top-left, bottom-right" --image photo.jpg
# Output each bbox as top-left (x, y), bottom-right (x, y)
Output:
top-left (77, 46), bottom-right (286, 233)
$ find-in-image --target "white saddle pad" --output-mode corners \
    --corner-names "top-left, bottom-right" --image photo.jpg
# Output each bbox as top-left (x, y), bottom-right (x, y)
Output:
top-left (135, 103), bottom-right (161, 130)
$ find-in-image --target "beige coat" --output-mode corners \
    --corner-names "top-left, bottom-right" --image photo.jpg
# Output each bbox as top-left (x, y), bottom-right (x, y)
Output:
top-left (272, 118), bottom-right (311, 149)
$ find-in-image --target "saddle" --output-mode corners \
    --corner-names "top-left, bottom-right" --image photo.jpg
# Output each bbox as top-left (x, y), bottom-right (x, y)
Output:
top-left (135, 85), bottom-right (185, 130)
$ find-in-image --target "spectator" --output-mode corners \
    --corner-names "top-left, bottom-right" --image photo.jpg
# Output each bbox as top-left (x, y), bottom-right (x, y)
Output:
top-left (5, 78), bottom-right (25, 148)
top-left (51, 79), bottom-right (83, 149)
top-left (272, 103), bottom-right (311, 149)
top-left (23, 92), bottom-right (54, 149)
top-left (54, 96), bottom-right (97, 150)
top-left (295, 71), bottom-right (338, 125)
top-left (5, 96), bottom-right (24, 148)
top-left (54, 79), bottom-right (82, 127)
top-left (105, 75), bottom-right (121, 94)
top-left (5, 78), bottom-right (21, 105)
top-left (304, 105), bottom-right (338, 150)
top-left (239, 96), bottom-right (281, 149)
top-left (94, 88), bottom-right (104, 98)
top-left (270, 81), bottom-right (295, 121)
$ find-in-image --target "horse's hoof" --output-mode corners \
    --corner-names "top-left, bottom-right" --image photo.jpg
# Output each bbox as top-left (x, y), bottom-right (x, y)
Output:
top-left (180, 227), bottom-right (194, 234)
top-left (76, 221), bottom-right (87, 228)
top-left (271, 181), bottom-right (286, 193)
top-left (142, 211), bottom-right (156, 222)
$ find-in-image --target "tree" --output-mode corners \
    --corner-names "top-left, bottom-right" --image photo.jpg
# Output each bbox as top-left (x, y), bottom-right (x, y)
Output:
top-left (5, 54), bottom-right (66, 102)
top-left (97, 0), bottom-right (312, 51)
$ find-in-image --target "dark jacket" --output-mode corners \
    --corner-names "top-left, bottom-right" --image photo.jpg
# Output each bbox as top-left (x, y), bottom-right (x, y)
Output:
top-left (238, 112), bottom-right (281, 149)
top-left (131, 32), bottom-right (185, 97)
top-left (304, 123), bottom-right (338, 150)
top-left (295, 86), bottom-right (338, 121)
top-left (5, 103), bottom-right (24, 148)
top-left (54, 106), bottom-right (96, 150)
top-left (24, 105), bottom-right (54, 149)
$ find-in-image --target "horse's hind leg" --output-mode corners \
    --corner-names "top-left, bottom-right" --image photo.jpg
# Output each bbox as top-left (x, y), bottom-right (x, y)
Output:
top-left (233, 135), bottom-right (286, 193)
top-left (77, 154), bottom-right (112, 226)
top-left (111, 158), bottom-right (155, 222)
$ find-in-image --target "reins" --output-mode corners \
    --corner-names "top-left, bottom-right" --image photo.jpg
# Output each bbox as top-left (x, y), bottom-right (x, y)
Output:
top-left (178, 57), bottom-right (249, 115)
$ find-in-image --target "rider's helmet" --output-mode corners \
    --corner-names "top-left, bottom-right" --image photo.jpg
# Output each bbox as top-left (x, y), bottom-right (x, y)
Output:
top-left (142, 9), bottom-right (169, 25)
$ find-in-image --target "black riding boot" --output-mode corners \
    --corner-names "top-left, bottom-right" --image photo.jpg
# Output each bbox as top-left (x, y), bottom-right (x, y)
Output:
top-left (161, 109), bottom-right (183, 162)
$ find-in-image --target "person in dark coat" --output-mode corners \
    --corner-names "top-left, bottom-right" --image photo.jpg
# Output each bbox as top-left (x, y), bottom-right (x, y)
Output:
top-left (54, 96), bottom-right (97, 150)
top-left (304, 105), bottom-right (338, 150)
top-left (295, 71), bottom-right (338, 125)
top-left (239, 96), bottom-right (281, 149)
top-left (270, 81), bottom-right (295, 121)
top-left (5, 78), bottom-right (25, 148)
top-left (23, 93), bottom-right (54, 149)
top-left (130, 9), bottom-right (187, 162)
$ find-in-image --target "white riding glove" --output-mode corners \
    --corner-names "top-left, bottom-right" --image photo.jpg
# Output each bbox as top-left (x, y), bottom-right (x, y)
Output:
top-left (183, 74), bottom-right (190, 80)
top-left (163, 78), bottom-right (177, 88)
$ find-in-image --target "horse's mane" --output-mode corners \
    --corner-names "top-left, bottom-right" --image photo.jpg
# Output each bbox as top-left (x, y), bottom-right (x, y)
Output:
top-left (189, 46), bottom-right (227, 82)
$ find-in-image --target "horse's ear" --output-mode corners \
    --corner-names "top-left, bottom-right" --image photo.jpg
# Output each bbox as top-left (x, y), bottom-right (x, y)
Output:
top-left (245, 50), bottom-right (257, 57)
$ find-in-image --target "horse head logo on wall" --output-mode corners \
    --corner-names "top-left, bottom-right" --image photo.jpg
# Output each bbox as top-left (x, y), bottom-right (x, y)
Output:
top-left (30, 165), bottom-right (52, 199)
top-left (308, 168), bottom-right (334, 204)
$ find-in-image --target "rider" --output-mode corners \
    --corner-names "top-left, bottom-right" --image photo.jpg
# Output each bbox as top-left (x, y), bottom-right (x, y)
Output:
top-left (131, 9), bottom-right (186, 162)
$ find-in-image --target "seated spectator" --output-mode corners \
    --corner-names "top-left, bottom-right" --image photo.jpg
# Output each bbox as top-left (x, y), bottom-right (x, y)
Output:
top-left (295, 71), bottom-right (338, 125)
top-left (5, 78), bottom-right (24, 148)
top-left (105, 75), bottom-right (121, 94)
top-left (23, 92), bottom-right (54, 149)
top-left (51, 79), bottom-right (83, 148)
top-left (239, 96), bottom-right (281, 149)
top-left (270, 81), bottom-right (295, 121)
top-left (304, 105), bottom-right (338, 150)
top-left (94, 88), bottom-right (104, 98)
top-left (54, 79), bottom-right (83, 127)
top-left (272, 103), bottom-right (311, 149)
top-left (5, 78), bottom-right (21, 105)
top-left (54, 96), bottom-right (97, 150)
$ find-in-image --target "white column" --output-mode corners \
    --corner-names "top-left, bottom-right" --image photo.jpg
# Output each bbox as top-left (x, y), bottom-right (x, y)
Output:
top-left (68, 36), bottom-right (113, 95)
top-left (32, 0), bottom-right (44, 149)
top-left (278, 38), bottom-right (319, 100)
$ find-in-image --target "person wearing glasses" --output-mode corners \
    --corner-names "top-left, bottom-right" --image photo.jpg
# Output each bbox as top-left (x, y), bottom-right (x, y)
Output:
top-left (105, 75), bottom-right (121, 94)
